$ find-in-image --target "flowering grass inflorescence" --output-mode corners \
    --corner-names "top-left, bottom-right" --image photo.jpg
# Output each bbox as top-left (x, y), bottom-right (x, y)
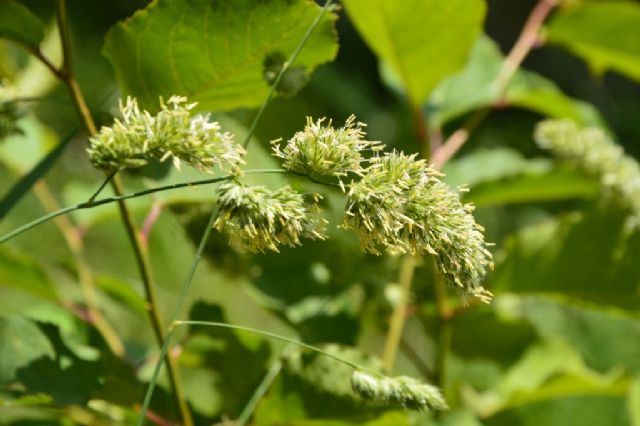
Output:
top-left (341, 152), bottom-right (493, 301)
top-left (88, 103), bottom-right (492, 301)
top-left (535, 119), bottom-right (640, 226)
top-left (351, 370), bottom-right (448, 411)
top-left (88, 96), bottom-right (245, 173)
top-left (213, 181), bottom-right (327, 253)
top-left (272, 115), bottom-right (383, 187)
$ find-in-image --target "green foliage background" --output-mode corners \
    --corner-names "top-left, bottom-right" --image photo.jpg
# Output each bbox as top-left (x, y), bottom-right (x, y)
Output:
top-left (1, 0), bottom-right (640, 425)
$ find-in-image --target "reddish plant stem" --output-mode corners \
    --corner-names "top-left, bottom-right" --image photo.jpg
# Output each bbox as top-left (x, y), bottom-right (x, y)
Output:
top-left (431, 0), bottom-right (558, 169)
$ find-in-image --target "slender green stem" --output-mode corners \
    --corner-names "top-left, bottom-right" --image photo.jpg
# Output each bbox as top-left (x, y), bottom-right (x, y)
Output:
top-left (55, 0), bottom-right (72, 76)
top-left (136, 206), bottom-right (221, 426)
top-left (88, 169), bottom-right (118, 203)
top-left (173, 321), bottom-right (372, 373)
top-left (235, 346), bottom-right (292, 426)
top-left (0, 168), bottom-right (335, 244)
top-left (433, 270), bottom-right (452, 390)
top-left (242, 0), bottom-right (334, 149)
top-left (382, 255), bottom-right (417, 372)
top-left (136, 3), bottom-right (334, 423)
top-left (24, 45), bottom-right (65, 80)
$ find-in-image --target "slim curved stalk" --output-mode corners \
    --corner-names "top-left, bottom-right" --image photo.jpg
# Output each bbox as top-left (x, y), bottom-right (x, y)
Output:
top-left (242, 0), bottom-right (334, 149)
top-left (172, 321), bottom-right (370, 372)
top-left (382, 255), bottom-right (417, 372)
top-left (432, 270), bottom-right (452, 390)
top-left (0, 169), bottom-right (327, 244)
top-left (235, 346), bottom-right (291, 426)
top-left (136, 206), bottom-right (221, 426)
top-left (431, 0), bottom-right (558, 168)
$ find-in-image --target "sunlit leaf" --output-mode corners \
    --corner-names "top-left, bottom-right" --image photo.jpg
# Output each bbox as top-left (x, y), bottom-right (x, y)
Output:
top-left (547, 1), bottom-right (640, 82)
top-left (0, 246), bottom-right (58, 302)
top-left (342, 0), bottom-right (485, 106)
top-left (484, 394), bottom-right (628, 426)
top-left (464, 339), bottom-right (628, 417)
top-left (495, 295), bottom-right (640, 374)
top-left (0, 316), bottom-right (54, 383)
top-left (103, 0), bottom-right (338, 112)
top-left (491, 206), bottom-right (640, 306)
top-left (442, 148), bottom-right (599, 207)
top-left (464, 166), bottom-right (599, 207)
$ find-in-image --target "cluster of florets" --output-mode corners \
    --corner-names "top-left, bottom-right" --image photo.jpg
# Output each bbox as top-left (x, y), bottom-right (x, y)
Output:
top-left (271, 115), bottom-right (383, 187)
top-left (88, 96), bottom-right (245, 173)
top-left (535, 119), bottom-right (640, 225)
top-left (341, 152), bottom-right (493, 301)
top-left (89, 102), bottom-right (493, 300)
top-left (213, 181), bottom-right (327, 253)
top-left (350, 370), bottom-right (448, 412)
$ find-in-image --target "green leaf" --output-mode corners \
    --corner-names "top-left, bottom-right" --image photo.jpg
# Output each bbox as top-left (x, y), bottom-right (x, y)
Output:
top-left (495, 295), bottom-right (640, 374)
top-left (103, 0), bottom-right (338, 112)
top-left (430, 36), bottom-right (603, 126)
top-left (442, 148), bottom-right (550, 189)
top-left (464, 166), bottom-right (599, 207)
top-left (285, 344), bottom-right (382, 402)
top-left (491, 206), bottom-right (640, 306)
top-left (0, 1), bottom-right (44, 48)
top-left (484, 395), bottom-right (628, 426)
top-left (342, 0), bottom-right (485, 106)
top-left (0, 316), bottom-right (54, 383)
top-left (0, 245), bottom-right (58, 302)
top-left (0, 129), bottom-right (75, 219)
top-left (464, 339), bottom-right (628, 418)
top-left (255, 375), bottom-right (410, 426)
top-left (441, 147), bottom-right (599, 207)
top-left (546, 1), bottom-right (640, 82)
top-left (13, 322), bottom-right (142, 406)
top-left (0, 393), bottom-right (53, 408)
top-left (179, 302), bottom-right (271, 418)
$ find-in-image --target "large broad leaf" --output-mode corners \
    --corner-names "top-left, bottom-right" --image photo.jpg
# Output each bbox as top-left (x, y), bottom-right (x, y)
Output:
top-left (484, 395), bottom-right (628, 426)
top-left (13, 322), bottom-right (143, 407)
top-left (0, 1), bottom-right (44, 48)
top-left (463, 167), bottom-right (599, 207)
top-left (103, 0), bottom-right (338, 112)
top-left (342, 0), bottom-right (485, 107)
top-left (441, 148), bottom-right (599, 207)
top-left (490, 206), bottom-right (640, 307)
top-left (495, 295), bottom-right (640, 374)
top-left (0, 245), bottom-right (59, 302)
top-left (430, 36), bottom-right (603, 127)
top-left (546, 1), bottom-right (640, 82)
top-left (463, 339), bottom-right (628, 418)
top-left (178, 302), bottom-right (271, 418)
top-left (0, 316), bottom-right (54, 383)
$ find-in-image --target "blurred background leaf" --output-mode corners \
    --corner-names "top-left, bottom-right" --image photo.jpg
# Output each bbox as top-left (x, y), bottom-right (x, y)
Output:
top-left (546, 0), bottom-right (640, 82)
